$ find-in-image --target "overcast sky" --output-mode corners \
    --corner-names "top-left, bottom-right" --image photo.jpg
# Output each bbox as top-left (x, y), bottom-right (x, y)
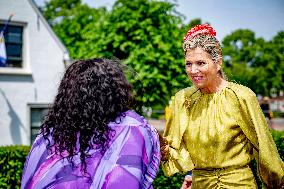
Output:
top-left (35, 0), bottom-right (284, 41)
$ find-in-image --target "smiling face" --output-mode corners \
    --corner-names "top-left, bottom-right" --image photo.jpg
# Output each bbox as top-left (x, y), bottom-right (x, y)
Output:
top-left (185, 47), bottom-right (222, 91)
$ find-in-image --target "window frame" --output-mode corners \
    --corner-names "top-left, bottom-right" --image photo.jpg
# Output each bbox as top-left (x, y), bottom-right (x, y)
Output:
top-left (0, 20), bottom-right (30, 75)
top-left (27, 103), bottom-right (49, 144)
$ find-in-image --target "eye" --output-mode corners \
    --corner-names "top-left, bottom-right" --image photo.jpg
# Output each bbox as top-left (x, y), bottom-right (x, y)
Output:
top-left (185, 61), bottom-right (192, 67)
top-left (197, 61), bottom-right (206, 66)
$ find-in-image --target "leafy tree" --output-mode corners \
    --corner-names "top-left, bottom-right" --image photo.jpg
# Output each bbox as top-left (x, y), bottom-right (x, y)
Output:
top-left (42, 0), bottom-right (284, 107)
top-left (40, 0), bottom-right (280, 109)
top-left (42, 0), bottom-right (107, 59)
top-left (222, 29), bottom-right (284, 96)
top-left (42, 0), bottom-right (205, 109)
top-left (269, 31), bottom-right (284, 94)
top-left (222, 29), bottom-right (256, 85)
top-left (43, 0), bottom-right (82, 23)
top-left (91, 0), bottom-right (189, 108)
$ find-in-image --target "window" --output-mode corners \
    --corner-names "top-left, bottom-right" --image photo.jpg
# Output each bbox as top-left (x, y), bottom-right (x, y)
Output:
top-left (0, 23), bottom-right (23, 68)
top-left (30, 106), bottom-right (48, 143)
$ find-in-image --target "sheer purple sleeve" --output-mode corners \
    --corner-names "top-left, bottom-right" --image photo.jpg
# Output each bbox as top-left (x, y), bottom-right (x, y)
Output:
top-left (101, 111), bottom-right (161, 189)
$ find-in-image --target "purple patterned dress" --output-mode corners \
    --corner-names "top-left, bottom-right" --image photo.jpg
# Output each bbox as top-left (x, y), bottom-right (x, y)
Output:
top-left (21, 110), bottom-right (160, 189)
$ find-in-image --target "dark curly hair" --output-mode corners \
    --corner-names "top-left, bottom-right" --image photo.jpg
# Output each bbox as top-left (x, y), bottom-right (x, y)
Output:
top-left (40, 58), bottom-right (134, 173)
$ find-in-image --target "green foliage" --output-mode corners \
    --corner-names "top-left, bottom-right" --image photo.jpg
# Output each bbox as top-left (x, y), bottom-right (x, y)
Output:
top-left (222, 29), bottom-right (284, 96)
top-left (42, 0), bottom-right (284, 108)
top-left (42, 0), bottom-right (108, 59)
top-left (153, 169), bottom-right (184, 188)
top-left (271, 129), bottom-right (284, 160)
top-left (80, 0), bottom-right (191, 108)
top-left (43, 0), bottom-right (82, 22)
top-left (41, 0), bottom-right (207, 110)
top-left (273, 111), bottom-right (284, 118)
top-left (0, 145), bottom-right (30, 189)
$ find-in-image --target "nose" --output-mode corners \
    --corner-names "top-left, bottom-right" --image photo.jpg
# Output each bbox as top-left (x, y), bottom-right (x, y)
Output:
top-left (189, 64), bottom-right (199, 74)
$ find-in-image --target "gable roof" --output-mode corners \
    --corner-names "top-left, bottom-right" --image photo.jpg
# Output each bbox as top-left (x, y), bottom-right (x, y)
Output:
top-left (27, 0), bottom-right (69, 54)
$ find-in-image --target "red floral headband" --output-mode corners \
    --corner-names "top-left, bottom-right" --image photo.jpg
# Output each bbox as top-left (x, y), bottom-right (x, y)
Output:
top-left (183, 24), bottom-right (216, 41)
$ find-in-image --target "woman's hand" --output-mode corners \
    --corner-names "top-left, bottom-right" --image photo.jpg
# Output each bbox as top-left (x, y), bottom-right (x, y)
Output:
top-left (159, 133), bottom-right (169, 161)
top-left (180, 175), bottom-right (192, 189)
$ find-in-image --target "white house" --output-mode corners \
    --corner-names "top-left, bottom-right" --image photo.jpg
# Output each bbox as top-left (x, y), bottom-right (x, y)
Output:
top-left (0, 0), bottom-right (69, 145)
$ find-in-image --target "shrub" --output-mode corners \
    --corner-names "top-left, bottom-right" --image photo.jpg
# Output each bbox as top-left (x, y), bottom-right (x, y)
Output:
top-left (153, 169), bottom-right (184, 189)
top-left (271, 129), bottom-right (284, 160)
top-left (0, 145), bottom-right (30, 189)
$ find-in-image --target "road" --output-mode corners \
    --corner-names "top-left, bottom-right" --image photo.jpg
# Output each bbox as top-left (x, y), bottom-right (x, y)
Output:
top-left (148, 118), bottom-right (284, 133)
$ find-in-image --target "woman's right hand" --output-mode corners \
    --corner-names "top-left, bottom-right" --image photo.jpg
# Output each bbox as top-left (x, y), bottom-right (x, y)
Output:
top-left (159, 133), bottom-right (169, 161)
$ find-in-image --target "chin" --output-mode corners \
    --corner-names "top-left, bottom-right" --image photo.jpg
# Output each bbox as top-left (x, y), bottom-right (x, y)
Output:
top-left (193, 82), bottom-right (205, 89)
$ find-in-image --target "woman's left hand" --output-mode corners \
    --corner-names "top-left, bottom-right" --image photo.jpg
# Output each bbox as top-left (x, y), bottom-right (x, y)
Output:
top-left (180, 175), bottom-right (192, 189)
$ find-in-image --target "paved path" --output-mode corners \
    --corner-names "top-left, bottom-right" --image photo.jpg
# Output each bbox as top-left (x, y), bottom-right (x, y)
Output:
top-left (148, 119), bottom-right (165, 134)
top-left (148, 118), bottom-right (284, 133)
top-left (271, 118), bottom-right (284, 131)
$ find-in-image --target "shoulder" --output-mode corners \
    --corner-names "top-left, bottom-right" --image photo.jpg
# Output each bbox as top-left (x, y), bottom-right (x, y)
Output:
top-left (123, 110), bottom-right (158, 135)
top-left (109, 110), bottom-right (146, 127)
top-left (124, 110), bottom-right (145, 125)
top-left (228, 82), bottom-right (256, 100)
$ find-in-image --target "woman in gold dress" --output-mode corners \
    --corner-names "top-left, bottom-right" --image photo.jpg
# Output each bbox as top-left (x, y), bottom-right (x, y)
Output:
top-left (160, 24), bottom-right (284, 188)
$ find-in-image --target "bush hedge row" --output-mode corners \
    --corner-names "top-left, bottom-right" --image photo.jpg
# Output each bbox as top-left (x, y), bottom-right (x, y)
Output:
top-left (0, 145), bottom-right (30, 189)
top-left (0, 130), bottom-right (283, 189)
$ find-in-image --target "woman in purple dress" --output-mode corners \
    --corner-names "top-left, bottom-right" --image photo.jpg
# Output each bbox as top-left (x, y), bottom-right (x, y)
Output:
top-left (21, 58), bottom-right (160, 189)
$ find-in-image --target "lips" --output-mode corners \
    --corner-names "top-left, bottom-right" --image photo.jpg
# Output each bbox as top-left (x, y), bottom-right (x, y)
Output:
top-left (191, 76), bottom-right (203, 83)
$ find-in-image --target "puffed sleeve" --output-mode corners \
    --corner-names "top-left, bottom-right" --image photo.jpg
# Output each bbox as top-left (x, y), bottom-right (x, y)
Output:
top-left (161, 90), bottom-right (194, 177)
top-left (141, 120), bottom-right (161, 189)
top-left (238, 90), bottom-right (284, 188)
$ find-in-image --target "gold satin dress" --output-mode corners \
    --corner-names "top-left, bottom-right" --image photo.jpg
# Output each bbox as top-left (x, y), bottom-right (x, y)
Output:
top-left (162, 82), bottom-right (284, 188)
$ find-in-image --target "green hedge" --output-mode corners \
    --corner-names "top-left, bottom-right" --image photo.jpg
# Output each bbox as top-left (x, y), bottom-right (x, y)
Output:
top-left (271, 129), bottom-right (284, 160)
top-left (272, 111), bottom-right (284, 118)
top-left (0, 130), bottom-right (283, 188)
top-left (0, 145), bottom-right (30, 189)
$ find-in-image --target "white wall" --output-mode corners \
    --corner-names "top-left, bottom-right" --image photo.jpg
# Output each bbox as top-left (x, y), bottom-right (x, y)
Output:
top-left (0, 0), bottom-right (66, 145)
